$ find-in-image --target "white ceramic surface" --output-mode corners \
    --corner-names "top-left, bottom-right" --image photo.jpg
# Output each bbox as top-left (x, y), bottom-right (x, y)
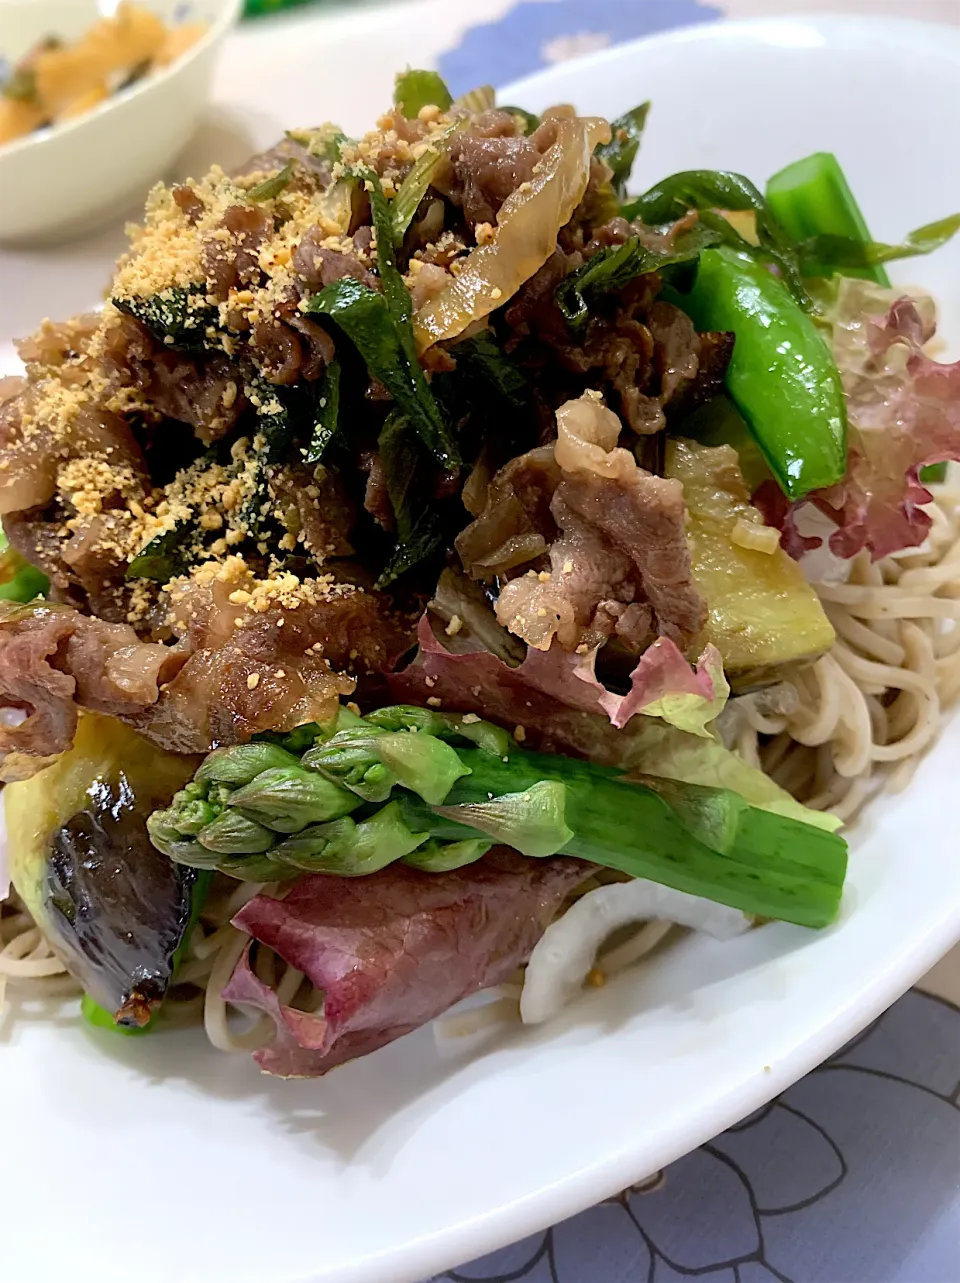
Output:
top-left (0, 0), bottom-right (242, 244)
top-left (3, 15), bottom-right (960, 1283)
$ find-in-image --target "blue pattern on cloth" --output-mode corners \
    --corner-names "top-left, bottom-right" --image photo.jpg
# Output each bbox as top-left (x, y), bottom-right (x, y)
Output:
top-left (427, 991), bottom-right (960, 1281)
top-left (437, 0), bottom-right (722, 95)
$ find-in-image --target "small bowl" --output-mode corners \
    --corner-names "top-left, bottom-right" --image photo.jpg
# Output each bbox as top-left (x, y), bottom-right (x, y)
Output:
top-left (0, 0), bottom-right (243, 245)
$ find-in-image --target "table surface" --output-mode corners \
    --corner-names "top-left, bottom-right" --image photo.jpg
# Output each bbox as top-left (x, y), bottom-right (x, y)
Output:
top-left (2, 3), bottom-right (959, 1281)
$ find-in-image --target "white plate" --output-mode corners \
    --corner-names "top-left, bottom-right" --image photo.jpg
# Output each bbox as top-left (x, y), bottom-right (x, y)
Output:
top-left (4, 15), bottom-right (960, 1283)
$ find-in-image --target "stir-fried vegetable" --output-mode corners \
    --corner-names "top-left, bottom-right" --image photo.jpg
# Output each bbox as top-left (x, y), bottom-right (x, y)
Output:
top-left (246, 160), bottom-right (294, 203)
top-left (375, 411), bottom-right (444, 587)
top-left (680, 246), bottom-right (848, 499)
top-left (113, 283), bottom-right (216, 351)
top-left (393, 68), bottom-right (452, 118)
top-left (6, 714), bottom-right (198, 1027)
top-left (149, 703), bottom-right (848, 929)
top-left (412, 115), bottom-right (612, 351)
top-left (665, 439), bottom-right (835, 685)
top-left (391, 118), bottom-right (464, 245)
top-left (624, 169), bottom-right (809, 306)
top-left (766, 152), bottom-right (890, 287)
top-left (0, 531), bottom-right (48, 601)
top-left (304, 357), bottom-right (341, 464)
top-left (556, 222), bottom-right (721, 330)
top-left (307, 277), bottom-right (458, 469)
top-left (596, 102), bottom-right (650, 195)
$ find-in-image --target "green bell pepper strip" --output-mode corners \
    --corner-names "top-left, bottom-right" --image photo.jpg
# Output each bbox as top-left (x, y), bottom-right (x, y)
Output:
top-left (765, 151), bottom-right (890, 286)
top-left (679, 245), bottom-right (848, 500)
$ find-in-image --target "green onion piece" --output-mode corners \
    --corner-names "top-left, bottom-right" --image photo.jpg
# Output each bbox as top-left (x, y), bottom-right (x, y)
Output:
top-left (391, 118), bottom-right (464, 245)
top-left (394, 68), bottom-right (453, 118)
top-left (247, 161), bottom-right (295, 203)
top-left (765, 152), bottom-right (890, 286)
top-left (286, 124), bottom-right (348, 164)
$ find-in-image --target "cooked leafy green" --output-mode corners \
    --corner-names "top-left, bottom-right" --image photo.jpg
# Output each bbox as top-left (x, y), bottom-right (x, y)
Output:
top-left (375, 411), bottom-right (443, 588)
top-left (126, 524), bottom-right (187, 582)
top-left (394, 68), bottom-right (453, 118)
top-left (304, 358), bottom-right (341, 463)
top-left (112, 285), bottom-right (216, 352)
top-left (499, 104), bottom-right (539, 135)
top-left (247, 161), bottom-right (294, 202)
top-left (309, 276), bottom-right (458, 467)
top-left (597, 102), bottom-right (650, 195)
top-left (556, 224), bottom-right (722, 330)
top-left (796, 212), bottom-right (960, 273)
top-left (623, 170), bottom-right (809, 306)
top-left (450, 331), bottom-right (531, 408)
top-left (251, 381), bottom-right (295, 464)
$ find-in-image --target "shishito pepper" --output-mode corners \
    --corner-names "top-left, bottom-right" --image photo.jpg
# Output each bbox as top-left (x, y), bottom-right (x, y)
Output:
top-left (680, 245), bottom-right (848, 500)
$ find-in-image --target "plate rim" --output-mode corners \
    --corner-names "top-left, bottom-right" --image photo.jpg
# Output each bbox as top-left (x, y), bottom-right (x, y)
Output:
top-left (5, 15), bottom-right (960, 1283)
top-left (361, 16), bottom-right (960, 1279)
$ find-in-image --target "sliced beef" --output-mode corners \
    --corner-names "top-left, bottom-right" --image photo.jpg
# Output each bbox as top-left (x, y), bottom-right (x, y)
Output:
top-left (436, 133), bottom-right (541, 226)
top-left (203, 203), bottom-right (275, 302)
top-left (101, 312), bottom-right (246, 444)
top-left (0, 582), bottom-right (414, 773)
top-left (293, 231), bottom-right (378, 293)
top-left (504, 244), bottom-right (733, 435)
top-left (458, 393), bottom-right (705, 654)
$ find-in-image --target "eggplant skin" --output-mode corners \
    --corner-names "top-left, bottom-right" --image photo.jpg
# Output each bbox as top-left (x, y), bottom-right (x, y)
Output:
top-left (6, 713), bottom-right (197, 1025)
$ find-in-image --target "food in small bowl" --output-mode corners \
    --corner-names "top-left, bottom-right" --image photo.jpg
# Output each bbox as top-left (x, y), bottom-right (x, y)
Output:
top-left (0, 2), bottom-right (208, 144)
top-left (0, 0), bottom-right (242, 244)
top-left (1, 68), bottom-right (959, 1076)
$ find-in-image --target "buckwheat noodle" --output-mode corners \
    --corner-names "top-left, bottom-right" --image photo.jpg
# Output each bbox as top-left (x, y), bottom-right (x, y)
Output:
top-left (3, 484), bottom-right (959, 1040)
top-left (732, 483), bottom-right (960, 822)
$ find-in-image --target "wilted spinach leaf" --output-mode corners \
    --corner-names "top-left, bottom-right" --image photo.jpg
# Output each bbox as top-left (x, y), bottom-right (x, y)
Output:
top-left (304, 358), bottom-right (341, 463)
top-left (555, 224), bottom-right (722, 331)
top-left (597, 102), bottom-right (650, 196)
top-left (113, 285), bottom-right (216, 352)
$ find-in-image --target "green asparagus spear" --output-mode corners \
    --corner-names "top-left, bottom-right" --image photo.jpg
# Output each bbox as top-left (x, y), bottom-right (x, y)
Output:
top-left (147, 705), bottom-right (849, 928)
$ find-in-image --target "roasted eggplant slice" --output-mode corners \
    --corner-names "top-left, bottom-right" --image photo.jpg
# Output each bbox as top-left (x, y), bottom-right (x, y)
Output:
top-left (6, 713), bottom-right (197, 1026)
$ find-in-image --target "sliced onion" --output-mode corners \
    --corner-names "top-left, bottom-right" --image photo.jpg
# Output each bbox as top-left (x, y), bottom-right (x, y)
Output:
top-left (412, 115), bottom-right (611, 352)
top-left (519, 879), bottom-right (751, 1025)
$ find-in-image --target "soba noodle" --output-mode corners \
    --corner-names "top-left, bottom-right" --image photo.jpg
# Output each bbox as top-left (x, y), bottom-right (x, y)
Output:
top-left (3, 484), bottom-right (959, 1045)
